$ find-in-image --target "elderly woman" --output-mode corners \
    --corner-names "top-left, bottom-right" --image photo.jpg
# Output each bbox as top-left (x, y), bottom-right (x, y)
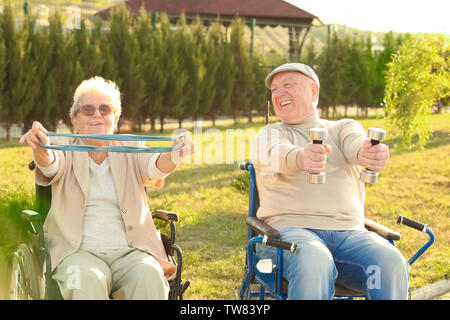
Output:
top-left (19, 76), bottom-right (194, 300)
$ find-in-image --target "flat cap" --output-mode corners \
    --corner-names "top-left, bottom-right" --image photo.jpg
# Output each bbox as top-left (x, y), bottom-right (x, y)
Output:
top-left (265, 63), bottom-right (320, 89)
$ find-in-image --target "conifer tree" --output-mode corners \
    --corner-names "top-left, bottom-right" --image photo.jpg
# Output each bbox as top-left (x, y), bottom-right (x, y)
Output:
top-left (135, 9), bottom-right (167, 132)
top-left (106, 3), bottom-right (145, 131)
top-left (0, 31), bottom-right (4, 128)
top-left (21, 12), bottom-right (49, 131)
top-left (0, 2), bottom-right (35, 139)
top-left (189, 16), bottom-right (218, 122)
top-left (207, 21), bottom-right (235, 125)
top-left (158, 13), bottom-right (188, 132)
top-left (229, 18), bottom-right (254, 124)
top-left (317, 31), bottom-right (345, 118)
top-left (45, 10), bottom-right (82, 129)
top-left (171, 13), bottom-right (198, 127)
top-left (74, 18), bottom-right (103, 80)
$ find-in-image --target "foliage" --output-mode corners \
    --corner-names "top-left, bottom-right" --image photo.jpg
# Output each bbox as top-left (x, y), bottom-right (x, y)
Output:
top-left (229, 18), bottom-right (254, 123)
top-left (385, 34), bottom-right (450, 150)
top-left (0, 1), bottom-right (36, 138)
top-left (106, 3), bottom-right (145, 130)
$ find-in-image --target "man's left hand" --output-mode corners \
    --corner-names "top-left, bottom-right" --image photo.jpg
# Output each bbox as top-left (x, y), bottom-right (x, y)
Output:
top-left (357, 140), bottom-right (390, 172)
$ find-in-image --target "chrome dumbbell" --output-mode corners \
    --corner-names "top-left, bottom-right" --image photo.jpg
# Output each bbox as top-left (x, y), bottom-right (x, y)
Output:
top-left (307, 128), bottom-right (327, 184)
top-left (359, 127), bottom-right (386, 184)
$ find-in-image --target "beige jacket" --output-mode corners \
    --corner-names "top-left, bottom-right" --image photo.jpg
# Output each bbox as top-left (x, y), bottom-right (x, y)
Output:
top-left (35, 137), bottom-right (176, 277)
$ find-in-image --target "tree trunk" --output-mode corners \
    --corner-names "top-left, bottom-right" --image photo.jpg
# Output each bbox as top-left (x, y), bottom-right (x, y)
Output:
top-left (5, 123), bottom-right (11, 141)
top-left (150, 117), bottom-right (156, 132)
top-left (159, 115), bottom-right (164, 133)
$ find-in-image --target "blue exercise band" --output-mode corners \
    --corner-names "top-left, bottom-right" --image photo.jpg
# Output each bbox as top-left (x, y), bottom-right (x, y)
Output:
top-left (38, 132), bottom-right (183, 153)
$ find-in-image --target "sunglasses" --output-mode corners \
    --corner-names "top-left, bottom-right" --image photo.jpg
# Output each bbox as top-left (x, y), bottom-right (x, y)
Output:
top-left (77, 104), bottom-right (113, 116)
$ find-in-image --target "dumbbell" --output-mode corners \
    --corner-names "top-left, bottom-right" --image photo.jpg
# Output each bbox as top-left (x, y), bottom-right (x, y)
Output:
top-left (359, 127), bottom-right (386, 184)
top-left (307, 128), bottom-right (327, 184)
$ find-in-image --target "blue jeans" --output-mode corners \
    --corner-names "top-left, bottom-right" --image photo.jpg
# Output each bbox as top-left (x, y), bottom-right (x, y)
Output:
top-left (256, 227), bottom-right (409, 300)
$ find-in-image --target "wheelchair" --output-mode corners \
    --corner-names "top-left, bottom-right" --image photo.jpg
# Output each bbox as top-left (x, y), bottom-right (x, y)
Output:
top-left (238, 162), bottom-right (435, 300)
top-left (8, 161), bottom-right (190, 300)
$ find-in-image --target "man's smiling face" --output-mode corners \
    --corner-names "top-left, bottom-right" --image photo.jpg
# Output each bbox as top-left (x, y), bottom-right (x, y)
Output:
top-left (270, 71), bottom-right (319, 125)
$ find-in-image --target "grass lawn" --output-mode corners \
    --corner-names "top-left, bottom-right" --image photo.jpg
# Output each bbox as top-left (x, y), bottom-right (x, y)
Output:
top-left (0, 113), bottom-right (448, 299)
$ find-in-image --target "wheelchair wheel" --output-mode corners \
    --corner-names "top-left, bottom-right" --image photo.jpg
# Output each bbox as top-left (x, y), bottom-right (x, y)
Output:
top-left (9, 244), bottom-right (40, 300)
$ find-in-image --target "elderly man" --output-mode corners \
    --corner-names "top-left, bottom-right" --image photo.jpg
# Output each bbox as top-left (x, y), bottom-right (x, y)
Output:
top-left (251, 63), bottom-right (409, 300)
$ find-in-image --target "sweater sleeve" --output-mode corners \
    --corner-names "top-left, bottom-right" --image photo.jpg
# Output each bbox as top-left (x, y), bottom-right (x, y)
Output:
top-left (134, 141), bottom-right (170, 185)
top-left (338, 119), bottom-right (368, 166)
top-left (251, 125), bottom-right (303, 174)
top-left (147, 154), bottom-right (170, 180)
top-left (34, 150), bottom-right (59, 178)
top-left (33, 136), bottom-right (69, 186)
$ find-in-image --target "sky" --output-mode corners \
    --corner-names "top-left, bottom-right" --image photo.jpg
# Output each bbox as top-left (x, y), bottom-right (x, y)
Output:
top-left (286, 0), bottom-right (449, 34)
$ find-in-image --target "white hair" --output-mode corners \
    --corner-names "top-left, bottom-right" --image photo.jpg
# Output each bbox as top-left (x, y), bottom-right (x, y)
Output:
top-left (70, 76), bottom-right (121, 118)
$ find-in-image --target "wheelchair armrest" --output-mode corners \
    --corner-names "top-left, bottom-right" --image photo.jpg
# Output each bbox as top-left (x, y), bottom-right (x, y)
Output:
top-left (365, 218), bottom-right (401, 241)
top-left (152, 210), bottom-right (179, 222)
top-left (21, 210), bottom-right (42, 223)
top-left (246, 216), bottom-right (280, 239)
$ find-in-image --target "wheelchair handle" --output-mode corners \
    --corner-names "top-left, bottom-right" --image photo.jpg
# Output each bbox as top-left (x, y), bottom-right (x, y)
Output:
top-left (262, 235), bottom-right (297, 254)
top-left (397, 215), bottom-right (428, 233)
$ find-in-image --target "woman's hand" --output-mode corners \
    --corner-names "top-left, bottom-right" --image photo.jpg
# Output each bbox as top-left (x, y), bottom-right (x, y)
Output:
top-left (19, 121), bottom-right (55, 167)
top-left (155, 131), bottom-right (195, 174)
top-left (171, 131), bottom-right (195, 164)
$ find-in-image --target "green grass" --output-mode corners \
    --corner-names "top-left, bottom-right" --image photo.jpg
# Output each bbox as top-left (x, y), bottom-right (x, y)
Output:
top-left (0, 113), bottom-right (449, 299)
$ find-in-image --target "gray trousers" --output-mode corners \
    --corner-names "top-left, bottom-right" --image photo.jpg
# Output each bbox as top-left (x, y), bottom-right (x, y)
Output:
top-left (52, 248), bottom-right (170, 300)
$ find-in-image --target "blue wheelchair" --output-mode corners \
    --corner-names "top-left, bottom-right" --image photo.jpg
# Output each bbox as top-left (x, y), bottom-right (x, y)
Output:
top-left (238, 162), bottom-right (435, 300)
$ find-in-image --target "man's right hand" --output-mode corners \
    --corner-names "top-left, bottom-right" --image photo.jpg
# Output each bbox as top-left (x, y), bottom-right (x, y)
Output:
top-left (19, 121), bottom-right (55, 167)
top-left (296, 143), bottom-right (332, 173)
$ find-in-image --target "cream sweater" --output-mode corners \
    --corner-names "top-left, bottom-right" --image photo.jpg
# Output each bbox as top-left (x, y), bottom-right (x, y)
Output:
top-left (251, 113), bottom-right (368, 231)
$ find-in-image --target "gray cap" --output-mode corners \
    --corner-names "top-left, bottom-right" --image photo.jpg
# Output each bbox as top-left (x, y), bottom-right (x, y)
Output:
top-left (265, 63), bottom-right (320, 89)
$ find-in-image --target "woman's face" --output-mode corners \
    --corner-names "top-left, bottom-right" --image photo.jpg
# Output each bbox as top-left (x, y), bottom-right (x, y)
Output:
top-left (71, 91), bottom-right (117, 140)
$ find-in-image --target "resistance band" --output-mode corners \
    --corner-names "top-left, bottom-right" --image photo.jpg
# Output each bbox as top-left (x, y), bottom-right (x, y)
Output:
top-left (38, 132), bottom-right (182, 153)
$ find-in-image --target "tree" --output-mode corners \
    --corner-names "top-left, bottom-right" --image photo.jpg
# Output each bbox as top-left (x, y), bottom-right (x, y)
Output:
top-left (106, 3), bottom-right (145, 131)
top-left (135, 10), bottom-right (166, 132)
top-left (74, 18), bottom-right (104, 80)
top-left (0, 2), bottom-right (36, 140)
top-left (45, 10), bottom-right (83, 130)
top-left (248, 53), bottom-right (268, 120)
top-left (171, 14), bottom-right (200, 127)
top-left (21, 12), bottom-right (50, 131)
top-left (375, 31), bottom-right (404, 111)
top-left (229, 18), bottom-right (254, 124)
top-left (190, 16), bottom-right (219, 122)
top-left (0, 30), bottom-right (5, 129)
top-left (317, 31), bottom-right (345, 118)
top-left (385, 34), bottom-right (450, 150)
top-left (207, 21), bottom-right (236, 125)
top-left (158, 13), bottom-right (188, 132)
top-left (361, 34), bottom-right (380, 116)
